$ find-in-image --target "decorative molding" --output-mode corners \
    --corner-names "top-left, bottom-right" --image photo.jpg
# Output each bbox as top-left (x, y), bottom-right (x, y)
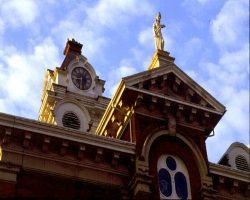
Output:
top-left (0, 162), bottom-right (20, 183)
top-left (141, 130), bottom-right (209, 185)
top-left (126, 86), bottom-right (224, 115)
top-left (0, 113), bottom-right (135, 154)
top-left (123, 64), bottom-right (225, 112)
top-left (209, 163), bottom-right (250, 183)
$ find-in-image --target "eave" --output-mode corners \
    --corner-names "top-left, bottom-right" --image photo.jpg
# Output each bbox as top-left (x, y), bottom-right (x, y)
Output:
top-left (123, 64), bottom-right (226, 113)
top-left (0, 112), bottom-right (135, 185)
top-left (209, 162), bottom-right (250, 183)
top-left (96, 80), bottom-right (126, 136)
top-left (126, 86), bottom-right (224, 115)
top-left (0, 112), bottom-right (135, 154)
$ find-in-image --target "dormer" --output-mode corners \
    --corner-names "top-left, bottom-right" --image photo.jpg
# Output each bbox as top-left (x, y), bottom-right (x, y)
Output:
top-left (96, 15), bottom-right (226, 197)
top-left (219, 142), bottom-right (250, 172)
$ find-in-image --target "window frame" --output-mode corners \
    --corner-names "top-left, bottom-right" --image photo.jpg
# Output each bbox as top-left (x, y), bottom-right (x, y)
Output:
top-left (62, 111), bottom-right (81, 130)
top-left (157, 154), bottom-right (191, 199)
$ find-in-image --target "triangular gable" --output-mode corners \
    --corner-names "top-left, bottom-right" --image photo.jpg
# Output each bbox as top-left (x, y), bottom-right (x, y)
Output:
top-left (96, 50), bottom-right (226, 140)
top-left (122, 63), bottom-right (225, 114)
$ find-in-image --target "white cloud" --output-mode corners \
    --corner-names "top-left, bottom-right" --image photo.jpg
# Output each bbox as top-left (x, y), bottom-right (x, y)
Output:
top-left (201, 44), bottom-right (249, 98)
top-left (219, 43), bottom-right (249, 74)
top-left (52, 19), bottom-right (108, 63)
top-left (138, 27), bottom-right (152, 46)
top-left (52, 0), bottom-right (154, 60)
top-left (185, 70), bottom-right (198, 80)
top-left (203, 0), bottom-right (249, 162)
top-left (225, 89), bottom-right (249, 133)
top-left (182, 37), bottom-right (202, 58)
top-left (182, 0), bottom-right (215, 8)
top-left (86, 0), bottom-right (153, 29)
top-left (131, 48), bottom-right (152, 70)
top-left (196, 0), bottom-right (210, 4)
top-left (0, 37), bottom-right (60, 118)
top-left (50, 0), bottom-right (156, 85)
top-left (207, 87), bottom-right (249, 162)
top-left (106, 61), bottom-right (137, 96)
top-left (211, 0), bottom-right (248, 49)
top-left (0, 0), bottom-right (39, 28)
top-left (0, 0), bottom-right (155, 119)
top-left (200, 45), bottom-right (249, 148)
top-left (0, 18), bottom-right (4, 34)
top-left (186, 37), bottom-right (202, 49)
top-left (119, 65), bottom-right (137, 77)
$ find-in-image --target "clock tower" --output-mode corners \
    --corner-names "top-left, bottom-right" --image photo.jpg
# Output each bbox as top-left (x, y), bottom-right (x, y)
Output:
top-left (38, 39), bottom-right (109, 133)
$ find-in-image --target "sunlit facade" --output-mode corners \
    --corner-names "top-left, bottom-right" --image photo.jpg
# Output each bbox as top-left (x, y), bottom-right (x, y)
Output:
top-left (0, 39), bottom-right (249, 199)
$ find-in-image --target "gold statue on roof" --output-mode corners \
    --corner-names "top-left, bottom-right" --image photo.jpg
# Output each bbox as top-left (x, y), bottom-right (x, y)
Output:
top-left (153, 12), bottom-right (165, 50)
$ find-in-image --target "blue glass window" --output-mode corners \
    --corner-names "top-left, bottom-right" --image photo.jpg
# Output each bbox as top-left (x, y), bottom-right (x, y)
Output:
top-left (175, 172), bottom-right (188, 200)
top-left (166, 156), bottom-right (176, 171)
top-left (158, 168), bottom-right (172, 197)
top-left (158, 155), bottom-right (191, 199)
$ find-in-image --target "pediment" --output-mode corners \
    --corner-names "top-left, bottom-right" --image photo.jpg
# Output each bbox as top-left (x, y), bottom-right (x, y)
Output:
top-left (96, 51), bottom-right (226, 140)
top-left (122, 64), bottom-right (225, 114)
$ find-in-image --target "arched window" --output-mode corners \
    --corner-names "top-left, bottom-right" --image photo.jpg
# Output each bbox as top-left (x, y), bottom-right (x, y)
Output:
top-left (62, 112), bottom-right (81, 130)
top-left (157, 155), bottom-right (191, 200)
top-left (235, 155), bottom-right (249, 171)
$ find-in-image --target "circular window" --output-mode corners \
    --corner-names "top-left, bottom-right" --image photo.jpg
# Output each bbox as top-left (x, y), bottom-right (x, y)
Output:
top-left (235, 155), bottom-right (249, 171)
top-left (62, 112), bottom-right (81, 130)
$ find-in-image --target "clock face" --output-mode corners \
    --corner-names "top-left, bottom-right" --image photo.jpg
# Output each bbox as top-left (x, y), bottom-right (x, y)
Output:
top-left (71, 67), bottom-right (92, 90)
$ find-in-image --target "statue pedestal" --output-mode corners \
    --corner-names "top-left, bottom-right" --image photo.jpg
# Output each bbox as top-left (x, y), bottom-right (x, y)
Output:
top-left (148, 50), bottom-right (175, 70)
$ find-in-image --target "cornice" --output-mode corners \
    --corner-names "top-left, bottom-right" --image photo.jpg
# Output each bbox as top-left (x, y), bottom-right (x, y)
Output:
top-left (126, 86), bottom-right (224, 115)
top-left (47, 88), bottom-right (110, 109)
top-left (0, 112), bottom-right (135, 154)
top-left (123, 64), bottom-right (226, 113)
top-left (209, 162), bottom-right (250, 182)
top-left (96, 80), bottom-right (126, 135)
top-left (218, 142), bottom-right (250, 164)
top-left (2, 147), bottom-right (130, 177)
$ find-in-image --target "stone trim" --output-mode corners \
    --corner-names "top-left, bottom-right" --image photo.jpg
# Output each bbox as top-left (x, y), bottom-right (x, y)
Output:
top-left (0, 113), bottom-right (135, 154)
top-left (141, 130), bottom-right (209, 185)
top-left (126, 86), bottom-right (224, 115)
top-left (209, 163), bottom-right (250, 183)
top-left (0, 162), bottom-right (20, 182)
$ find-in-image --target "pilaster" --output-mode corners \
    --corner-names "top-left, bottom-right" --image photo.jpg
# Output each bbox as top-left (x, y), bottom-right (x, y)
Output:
top-left (200, 183), bottom-right (217, 200)
top-left (129, 159), bottom-right (152, 200)
top-left (0, 162), bottom-right (20, 197)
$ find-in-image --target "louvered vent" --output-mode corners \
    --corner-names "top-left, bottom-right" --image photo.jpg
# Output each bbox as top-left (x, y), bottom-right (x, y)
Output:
top-left (62, 112), bottom-right (80, 130)
top-left (235, 155), bottom-right (249, 171)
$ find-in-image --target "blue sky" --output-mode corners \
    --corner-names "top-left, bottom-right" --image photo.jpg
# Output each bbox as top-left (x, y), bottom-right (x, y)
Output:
top-left (0, 0), bottom-right (249, 162)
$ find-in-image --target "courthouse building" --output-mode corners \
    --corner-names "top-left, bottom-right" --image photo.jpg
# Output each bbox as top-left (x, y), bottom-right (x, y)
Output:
top-left (0, 16), bottom-right (249, 199)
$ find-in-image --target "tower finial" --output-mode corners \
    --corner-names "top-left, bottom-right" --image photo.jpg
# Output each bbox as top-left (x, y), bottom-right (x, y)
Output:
top-left (153, 12), bottom-right (166, 51)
